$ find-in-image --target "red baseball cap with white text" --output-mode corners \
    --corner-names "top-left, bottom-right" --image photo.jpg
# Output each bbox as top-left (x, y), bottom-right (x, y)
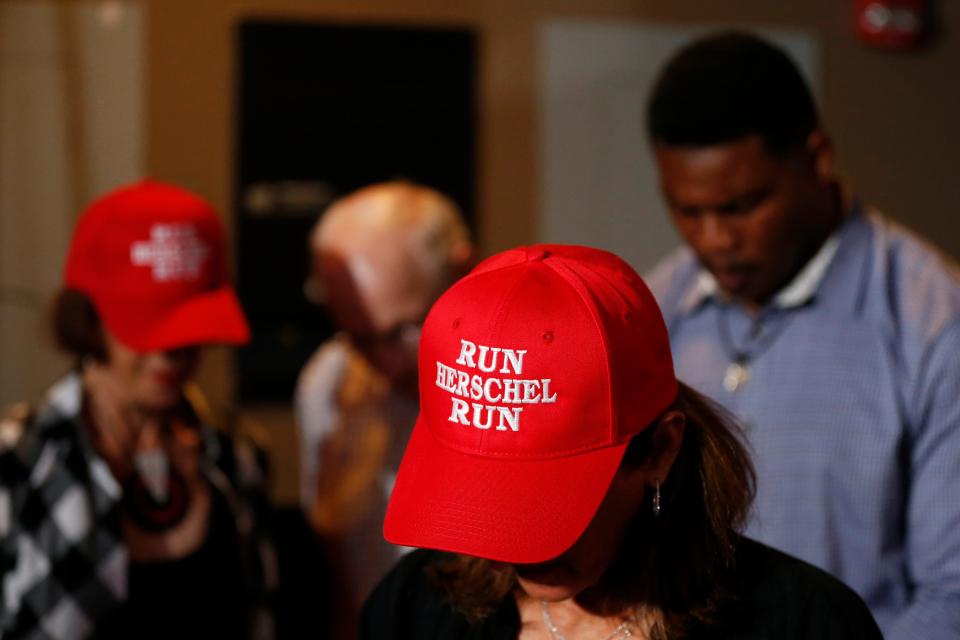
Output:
top-left (64, 180), bottom-right (250, 352)
top-left (384, 244), bottom-right (677, 563)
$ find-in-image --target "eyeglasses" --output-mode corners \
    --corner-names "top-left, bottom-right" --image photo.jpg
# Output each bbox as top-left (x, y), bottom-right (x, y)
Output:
top-left (350, 321), bottom-right (422, 352)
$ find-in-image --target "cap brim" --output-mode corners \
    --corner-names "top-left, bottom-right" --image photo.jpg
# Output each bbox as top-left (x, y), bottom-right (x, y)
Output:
top-left (384, 416), bottom-right (628, 564)
top-left (102, 287), bottom-right (251, 352)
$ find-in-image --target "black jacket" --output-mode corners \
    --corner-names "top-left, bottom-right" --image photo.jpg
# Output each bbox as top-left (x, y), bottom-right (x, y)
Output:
top-left (361, 537), bottom-right (882, 639)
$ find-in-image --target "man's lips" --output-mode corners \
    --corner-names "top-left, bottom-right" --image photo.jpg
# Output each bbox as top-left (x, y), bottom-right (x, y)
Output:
top-left (715, 270), bottom-right (748, 293)
top-left (710, 265), bottom-right (755, 294)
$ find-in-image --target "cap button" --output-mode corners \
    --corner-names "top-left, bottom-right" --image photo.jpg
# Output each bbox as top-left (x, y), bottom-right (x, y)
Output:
top-left (525, 247), bottom-right (549, 262)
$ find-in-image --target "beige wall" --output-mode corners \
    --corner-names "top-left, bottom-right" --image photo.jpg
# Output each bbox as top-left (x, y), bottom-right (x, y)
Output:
top-left (148, 0), bottom-right (960, 258)
top-left (0, 2), bottom-right (144, 410)
top-left (147, 0), bottom-right (960, 504)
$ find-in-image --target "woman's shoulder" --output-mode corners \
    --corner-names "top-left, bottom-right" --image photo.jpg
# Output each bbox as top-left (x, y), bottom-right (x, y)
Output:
top-left (371, 547), bottom-right (441, 592)
top-left (361, 549), bottom-right (517, 640)
top-left (717, 537), bottom-right (882, 640)
top-left (361, 549), bottom-right (452, 633)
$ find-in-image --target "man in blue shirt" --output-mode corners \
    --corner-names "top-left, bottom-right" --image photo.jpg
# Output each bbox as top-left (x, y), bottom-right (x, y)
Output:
top-left (645, 32), bottom-right (960, 638)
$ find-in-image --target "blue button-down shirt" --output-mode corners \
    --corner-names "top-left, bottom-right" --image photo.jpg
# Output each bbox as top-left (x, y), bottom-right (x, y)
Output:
top-left (647, 206), bottom-right (960, 639)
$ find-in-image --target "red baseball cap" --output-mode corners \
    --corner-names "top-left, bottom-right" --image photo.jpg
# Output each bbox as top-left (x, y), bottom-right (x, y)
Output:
top-left (384, 245), bottom-right (677, 563)
top-left (64, 180), bottom-right (250, 352)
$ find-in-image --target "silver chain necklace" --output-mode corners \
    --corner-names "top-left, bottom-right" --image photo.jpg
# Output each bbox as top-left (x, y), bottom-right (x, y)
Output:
top-left (717, 304), bottom-right (795, 393)
top-left (540, 601), bottom-right (635, 640)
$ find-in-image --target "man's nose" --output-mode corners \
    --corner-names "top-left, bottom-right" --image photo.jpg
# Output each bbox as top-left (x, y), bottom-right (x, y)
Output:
top-left (699, 213), bottom-right (738, 254)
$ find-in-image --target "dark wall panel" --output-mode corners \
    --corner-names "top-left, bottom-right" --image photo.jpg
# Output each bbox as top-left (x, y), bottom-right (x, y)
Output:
top-left (235, 21), bottom-right (477, 402)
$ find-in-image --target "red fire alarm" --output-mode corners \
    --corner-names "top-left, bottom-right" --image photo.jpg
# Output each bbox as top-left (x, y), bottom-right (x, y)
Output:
top-left (855, 0), bottom-right (927, 49)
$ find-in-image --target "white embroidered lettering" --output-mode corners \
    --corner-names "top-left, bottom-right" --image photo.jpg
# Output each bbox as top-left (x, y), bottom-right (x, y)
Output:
top-left (456, 371), bottom-right (469, 397)
top-left (469, 375), bottom-right (483, 401)
top-left (500, 349), bottom-right (527, 375)
top-left (448, 398), bottom-right (470, 425)
top-left (436, 361), bottom-right (450, 390)
top-left (477, 346), bottom-right (502, 373)
top-left (483, 378), bottom-right (502, 403)
top-left (472, 403), bottom-right (493, 429)
top-left (456, 339), bottom-right (477, 368)
top-left (521, 380), bottom-right (541, 403)
top-left (540, 379), bottom-right (557, 403)
top-left (130, 224), bottom-right (209, 282)
top-left (441, 340), bottom-right (557, 432)
top-left (496, 407), bottom-right (522, 431)
top-left (502, 379), bottom-right (522, 403)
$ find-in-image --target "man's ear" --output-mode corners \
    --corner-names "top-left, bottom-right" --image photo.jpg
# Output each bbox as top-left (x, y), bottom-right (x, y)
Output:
top-left (806, 130), bottom-right (834, 182)
top-left (644, 410), bottom-right (686, 483)
top-left (450, 241), bottom-right (476, 279)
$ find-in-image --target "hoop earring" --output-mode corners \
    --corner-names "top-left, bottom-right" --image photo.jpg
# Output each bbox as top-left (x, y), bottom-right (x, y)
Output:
top-left (653, 481), bottom-right (661, 517)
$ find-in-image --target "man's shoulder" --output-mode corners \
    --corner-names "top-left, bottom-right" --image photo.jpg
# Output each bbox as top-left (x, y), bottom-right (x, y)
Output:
top-left (866, 211), bottom-right (960, 287)
top-left (295, 339), bottom-right (354, 441)
top-left (299, 336), bottom-right (388, 390)
top-left (860, 211), bottom-right (960, 339)
top-left (296, 337), bottom-right (382, 406)
top-left (295, 336), bottom-right (391, 433)
top-left (297, 337), bottom-right (354, 391)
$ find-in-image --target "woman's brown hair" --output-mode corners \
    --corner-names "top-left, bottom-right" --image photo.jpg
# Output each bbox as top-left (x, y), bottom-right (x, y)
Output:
top-left (427, 382), bottom-right (756, 639)
top-left (50, 289), bottom-right (107, 363)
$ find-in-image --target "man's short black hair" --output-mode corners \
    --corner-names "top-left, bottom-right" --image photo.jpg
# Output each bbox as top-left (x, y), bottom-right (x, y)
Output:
top-left (646, 31), bottom-right (820, 154)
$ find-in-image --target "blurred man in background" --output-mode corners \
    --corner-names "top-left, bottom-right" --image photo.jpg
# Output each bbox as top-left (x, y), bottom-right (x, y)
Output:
top-left (645, 32), bottom-right (960, 638)
top-left (295, 182), bottom-right (472, 628)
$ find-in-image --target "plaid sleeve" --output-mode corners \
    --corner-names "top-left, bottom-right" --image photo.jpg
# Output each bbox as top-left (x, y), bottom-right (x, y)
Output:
top-left (0, 417), bottom-right (127, 640)
top-left (0, 452), bottom-right (19, 633)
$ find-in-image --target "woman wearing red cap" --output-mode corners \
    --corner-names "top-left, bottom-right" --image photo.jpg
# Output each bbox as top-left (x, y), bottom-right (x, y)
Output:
top-left (361, 245), bottom-right (881, 639)
top-left (0, 181), bottom-right (273, 639)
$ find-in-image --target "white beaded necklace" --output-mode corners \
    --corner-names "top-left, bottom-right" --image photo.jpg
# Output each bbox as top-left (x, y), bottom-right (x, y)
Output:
top-left (540, 601), bottom-right (635, 640)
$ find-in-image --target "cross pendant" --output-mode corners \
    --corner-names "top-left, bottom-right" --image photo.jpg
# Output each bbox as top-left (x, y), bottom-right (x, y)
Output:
top-left (723, 362), bottom-right (750, 393)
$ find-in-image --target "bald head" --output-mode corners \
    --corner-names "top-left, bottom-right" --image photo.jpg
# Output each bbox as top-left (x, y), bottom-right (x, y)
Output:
top-left (313, 181), bottom-right (470, 280)
top-left (310, 182), bottom-right (473, 387)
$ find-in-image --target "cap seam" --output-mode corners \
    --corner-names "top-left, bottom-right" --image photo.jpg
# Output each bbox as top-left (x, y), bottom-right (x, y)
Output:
top-left (474, 267), bottom-right (529, 451)
top-left (569, 258), bottom-right (680, 429)
top-left (541, 257), bottom-right (616, 445)
top-left (571, 259), bottom-right (634, 310)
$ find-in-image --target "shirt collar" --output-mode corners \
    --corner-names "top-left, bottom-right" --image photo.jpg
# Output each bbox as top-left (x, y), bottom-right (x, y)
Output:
top-left (775, 231), bottom-right (842, 307)
top-left (679, 223), bottom-right (844, 314)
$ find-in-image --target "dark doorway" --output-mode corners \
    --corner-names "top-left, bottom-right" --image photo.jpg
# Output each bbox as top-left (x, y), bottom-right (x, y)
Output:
top-left (234, 20), bottom-right (477, 403)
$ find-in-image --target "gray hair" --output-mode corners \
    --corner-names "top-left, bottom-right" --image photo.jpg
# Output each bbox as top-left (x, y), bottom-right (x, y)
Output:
top-left (310, 181), bottom-right (471, 283)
